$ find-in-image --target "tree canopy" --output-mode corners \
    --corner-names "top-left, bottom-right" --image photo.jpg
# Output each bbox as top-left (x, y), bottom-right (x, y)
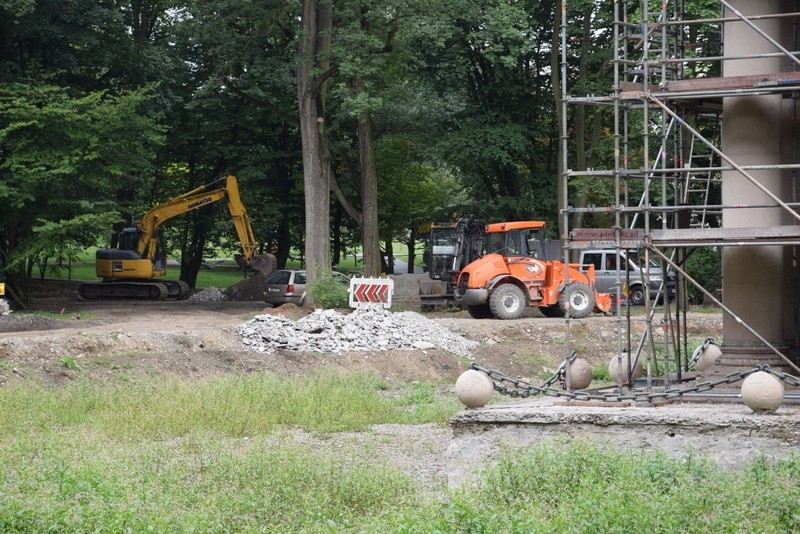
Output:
top-left (0, 0), bottom-right (661, 306)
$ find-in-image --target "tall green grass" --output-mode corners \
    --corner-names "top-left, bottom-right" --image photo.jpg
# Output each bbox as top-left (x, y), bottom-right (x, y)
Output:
top-left (0, 432), bottom-right (416, 532)
top-left (2, 434), bottom-right (799, 532)
top-left (380, 440), bottom-right (800, 532)
top-left (0, 372), bottom-right (458, 439)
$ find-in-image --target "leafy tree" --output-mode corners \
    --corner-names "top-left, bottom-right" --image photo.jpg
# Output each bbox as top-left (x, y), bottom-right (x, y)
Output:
top-left (0, 84), bottom-right (164, 307)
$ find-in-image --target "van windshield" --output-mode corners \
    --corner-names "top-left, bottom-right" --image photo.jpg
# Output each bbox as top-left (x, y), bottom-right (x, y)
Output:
top-left (627, 250), bottom-right (660, 270)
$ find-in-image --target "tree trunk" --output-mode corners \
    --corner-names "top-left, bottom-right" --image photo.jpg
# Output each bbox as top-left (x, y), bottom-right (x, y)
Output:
top-left (179, 207), bottom-right (212, 288)
top-left (573, 6), bottom-right (593, 230)
top-left (356, 87), bottom-right (380, 277)
top-left (550, 4), bottom-right (565, 239)
top-left (332, 202), bottom-right (342, 266)
top-left (297, 0), bottom-right (332, 284)
top-left (405, 227), bottom-right (417, 273)
top-left (384, 237), bottom-right (394, 275)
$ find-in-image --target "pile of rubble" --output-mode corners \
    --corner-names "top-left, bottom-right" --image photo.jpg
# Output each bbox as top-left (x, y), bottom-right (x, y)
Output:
top-left (237, 307), bottom-right (477, 357)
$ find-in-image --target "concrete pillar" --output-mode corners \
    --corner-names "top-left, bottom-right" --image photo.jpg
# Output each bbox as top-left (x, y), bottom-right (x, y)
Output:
top-left (719, 0), bottom-right (798, 373)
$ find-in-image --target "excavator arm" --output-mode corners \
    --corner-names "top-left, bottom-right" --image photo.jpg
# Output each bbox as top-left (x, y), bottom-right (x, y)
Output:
top-left (80, 175), bottom-right (274, 300)
top-left (136, 175), bottom-right (261, 266)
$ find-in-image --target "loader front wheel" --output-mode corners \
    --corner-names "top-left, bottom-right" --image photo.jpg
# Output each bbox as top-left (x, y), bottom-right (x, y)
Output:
top-left (559, 282), bottom-right (594, 319)
top-left (489, 284), bottom-right (526, 320)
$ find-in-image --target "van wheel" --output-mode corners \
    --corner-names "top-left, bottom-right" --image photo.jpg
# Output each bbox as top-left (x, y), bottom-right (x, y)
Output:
top-left (629, 285), bottom-right (645, 306)
top-left (467, 304), bottom-right (494, 319)
top-left (559, 283), bottom-right (594, 318)
top-left (489, 284), bottom-right (526, 320)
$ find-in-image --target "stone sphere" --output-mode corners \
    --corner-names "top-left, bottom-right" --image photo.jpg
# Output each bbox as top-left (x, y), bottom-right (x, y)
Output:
top-left (455, 370), bottom-right (494, 408)
top-left (608, 352), bottom-right (643, 385)
top-left (695, 344), bottom-right (722, 371)
top-left (567, 358), bottom-right (593, 390)
top-left (741, 371), bottom-right (784, 413)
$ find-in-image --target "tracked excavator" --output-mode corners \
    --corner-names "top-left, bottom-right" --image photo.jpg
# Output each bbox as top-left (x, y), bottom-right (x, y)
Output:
top-left (78, 175), bottom-right (275, 300)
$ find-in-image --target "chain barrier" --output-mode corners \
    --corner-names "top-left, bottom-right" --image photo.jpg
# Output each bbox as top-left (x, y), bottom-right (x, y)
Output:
top-left (471, 362), bottom-right (800, 404)
top-left (687, 337), bottom-right (719, 369)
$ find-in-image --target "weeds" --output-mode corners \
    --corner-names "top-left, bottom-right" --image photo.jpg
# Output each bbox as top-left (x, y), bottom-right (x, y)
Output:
top-left (0, 372), bottom-right (458, 439)
top-left (0, 380), bottom-right (798, 532)
top-left (58, 357), bottom-right (79, 371)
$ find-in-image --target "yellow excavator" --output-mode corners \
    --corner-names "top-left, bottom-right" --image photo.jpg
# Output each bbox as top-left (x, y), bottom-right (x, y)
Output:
top-left (78, 175), bottom-right (275, 300)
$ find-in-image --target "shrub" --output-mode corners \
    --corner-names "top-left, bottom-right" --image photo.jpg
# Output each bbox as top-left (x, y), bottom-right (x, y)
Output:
top-left (685, 247), bottom-right (721, 304)
top-left (308, 270), bottom-right (350, 308)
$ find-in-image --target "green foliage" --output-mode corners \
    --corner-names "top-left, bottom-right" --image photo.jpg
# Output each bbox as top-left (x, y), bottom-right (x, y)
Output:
top-left (591, 365), bottom-right (611, 382)
top-left (685, 247), bottom-right (722, 303)
top-left (308, 271), bottom-right (350, 309)
top-left (0, 82), bottom-right (164, 302)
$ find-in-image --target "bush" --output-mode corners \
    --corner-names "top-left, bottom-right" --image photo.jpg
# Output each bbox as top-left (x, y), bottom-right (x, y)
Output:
top-left (685, 247), bottom-right (722, 304)
top-left (308, 270), bottom-right (350, 308)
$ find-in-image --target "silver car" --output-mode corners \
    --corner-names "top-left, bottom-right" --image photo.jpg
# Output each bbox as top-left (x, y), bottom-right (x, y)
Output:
top-left (264, 269), bottom-right (351, 306)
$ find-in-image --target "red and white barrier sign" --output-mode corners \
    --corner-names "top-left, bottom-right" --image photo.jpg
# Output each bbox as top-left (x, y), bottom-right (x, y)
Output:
top-left (349, 277), bottom-right (394, 308)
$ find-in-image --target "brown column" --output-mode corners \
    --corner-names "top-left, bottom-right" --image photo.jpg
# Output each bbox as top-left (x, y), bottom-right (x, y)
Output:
top-left (718, 0), bottom-right (796, 373)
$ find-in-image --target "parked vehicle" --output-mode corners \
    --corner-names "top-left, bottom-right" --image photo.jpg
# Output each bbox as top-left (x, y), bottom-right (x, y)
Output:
top-left (453, 221), bottom-right (612, 320)
top-left (420, 216), bottom-right (485, 310)
top-left (578, 249), bottom-right (675, 305)
top-left (264, 269), bottom-right (351, 307)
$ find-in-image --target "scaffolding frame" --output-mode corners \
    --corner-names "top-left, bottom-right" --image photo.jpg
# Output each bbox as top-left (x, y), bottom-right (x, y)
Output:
top-left (560, 1), bottom-right (800, 393)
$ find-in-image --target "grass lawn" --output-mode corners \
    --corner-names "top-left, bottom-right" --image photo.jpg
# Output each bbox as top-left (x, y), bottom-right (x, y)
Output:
top-left (0, 372), bottom-right (798, 532)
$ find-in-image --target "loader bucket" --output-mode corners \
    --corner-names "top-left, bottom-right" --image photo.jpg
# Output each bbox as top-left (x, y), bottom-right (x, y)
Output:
top-left (594, 290), bottom-right (613, 314)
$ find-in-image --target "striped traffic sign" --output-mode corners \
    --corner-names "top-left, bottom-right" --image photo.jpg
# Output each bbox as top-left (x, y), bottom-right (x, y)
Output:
top-left (349, 278), bottom-right (394, 308)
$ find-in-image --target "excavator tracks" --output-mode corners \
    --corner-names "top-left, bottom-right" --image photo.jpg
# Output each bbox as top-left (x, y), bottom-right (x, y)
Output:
top-left (78, 281), bottom-right (178, 301)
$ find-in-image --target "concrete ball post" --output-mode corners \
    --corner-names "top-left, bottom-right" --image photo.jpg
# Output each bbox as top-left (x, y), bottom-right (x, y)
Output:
top-left (741, 371), bottom-right (784, 413)
top-left (608, 352), bottom-right (643, 385)
top-left (567, 357), bottom-right (593, 390)
top-left (695, 344), bottom-right (723, 371)
top-left (455, 369), bottom-right (494, 408)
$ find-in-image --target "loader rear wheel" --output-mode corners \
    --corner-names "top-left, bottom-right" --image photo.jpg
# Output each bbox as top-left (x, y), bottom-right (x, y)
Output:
top-left (559, 282), bottom-right (594, 319)
top-left (489, 284), bottom-right (526, 320)
top-left (467, 304), bottom-right (494, 319)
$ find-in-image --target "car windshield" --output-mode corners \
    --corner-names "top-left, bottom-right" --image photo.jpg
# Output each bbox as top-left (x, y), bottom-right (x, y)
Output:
top-left (266, 271), bottom-right (291, 284)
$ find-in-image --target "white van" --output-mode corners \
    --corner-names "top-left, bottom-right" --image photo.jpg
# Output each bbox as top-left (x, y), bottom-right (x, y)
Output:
top-left (579, 249), bottom-right (675, 305)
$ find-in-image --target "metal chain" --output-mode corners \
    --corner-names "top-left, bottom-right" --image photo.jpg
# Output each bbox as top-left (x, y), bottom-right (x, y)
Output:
top-left (471, 362), bottom-right (800, 404)
top-left (687, 337), bottom-right (719, 369)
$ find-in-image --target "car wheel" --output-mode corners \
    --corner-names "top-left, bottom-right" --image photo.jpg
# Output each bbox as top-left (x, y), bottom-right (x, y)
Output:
top-left (559, 282), bottom-right (595, 319)
top-left (467, 304), bottom-right (494, 319)
top-left (629, 285), bottom-right (645, 306)
top-left (489, 284), bottom-right (526, 320)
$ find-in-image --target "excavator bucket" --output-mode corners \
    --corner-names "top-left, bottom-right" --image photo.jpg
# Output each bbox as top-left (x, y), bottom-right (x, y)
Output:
top-left (249, 253), bottom-right (277, 275)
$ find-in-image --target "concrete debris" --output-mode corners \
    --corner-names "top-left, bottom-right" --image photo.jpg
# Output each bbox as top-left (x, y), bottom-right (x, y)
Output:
top-left (237, 307), bottom-right (477, 357)
top-left (188, 287), bottom-right (227, 302)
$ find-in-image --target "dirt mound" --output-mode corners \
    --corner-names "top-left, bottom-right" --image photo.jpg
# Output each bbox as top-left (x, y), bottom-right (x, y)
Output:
top-left (224, 273), bottom-right (267, 301)
top-left (0, 314), bottom-right (69, 333)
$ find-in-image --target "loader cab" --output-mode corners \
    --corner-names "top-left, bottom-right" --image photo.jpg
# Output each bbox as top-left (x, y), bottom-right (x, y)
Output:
top-left (484, 221), bottom-right (551, 259)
